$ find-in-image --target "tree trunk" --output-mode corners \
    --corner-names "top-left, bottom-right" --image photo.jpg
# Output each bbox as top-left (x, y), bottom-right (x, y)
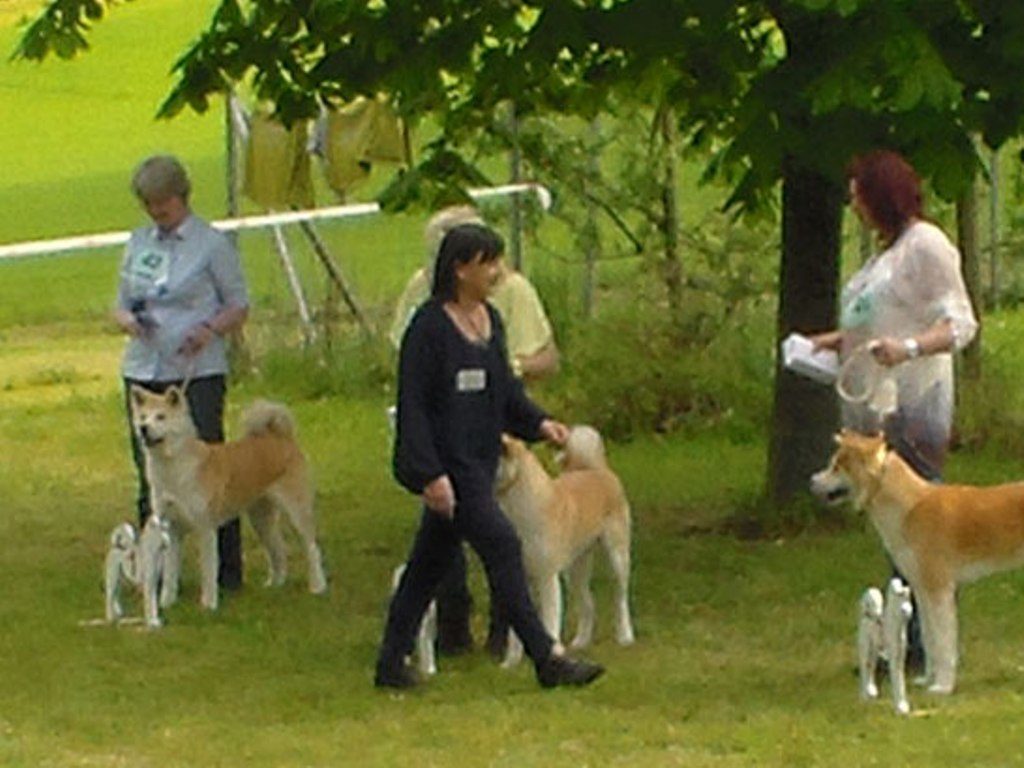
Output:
top-left (658, 106), bottom-right (681, 313)
top-left (956, 180), bottom-right (982, 381)
top-left (767, 159), bottom-right (844, 507)
top-left (581, 118), bottom-right (601, 319)
top-left (988, 146), bottom-right (1000, 310)
top-left (858, 220), bottom-right (873, 265)
top-left (224, 92), bottom-right (251, 373)
top-left (508, 102), bottom-right (524, 271)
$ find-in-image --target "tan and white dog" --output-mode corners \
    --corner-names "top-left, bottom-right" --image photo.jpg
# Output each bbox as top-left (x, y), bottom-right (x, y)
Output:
top-left (496, 426), bottom-right (634, 666)
top-left (130, 386), bottom-right (327, 625)
top-left (811, 429), bottom-right (1024, 694)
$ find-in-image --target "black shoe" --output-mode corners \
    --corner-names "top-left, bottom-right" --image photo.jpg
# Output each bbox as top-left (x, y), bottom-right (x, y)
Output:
top-left (485, 630), bottom-right (509, 661)
top-left (437, 626), bottom-right (474, 657)
top-left (905, 646), bottom-right (926, 676)
top-left (218, 572), bottom-right (243, 591)
top-left (374, 661), bottom-right (420, 690)
top-left (536, 655), bottom-right (605, 689)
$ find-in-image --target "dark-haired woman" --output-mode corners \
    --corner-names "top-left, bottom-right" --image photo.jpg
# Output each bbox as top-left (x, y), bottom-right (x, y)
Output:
top-left (375, 223), bottom-right (604, 689)
top-left (812, 150), bottom-right (978, 668)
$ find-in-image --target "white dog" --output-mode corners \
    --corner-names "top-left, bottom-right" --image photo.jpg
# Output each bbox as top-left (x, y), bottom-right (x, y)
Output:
top-left (104, 517), bottom-right (173, 628)
top-left (391, 564), bottom-right (437, 677)
top-left (858, 578), bottom-right (913, 715)
top-left (857, 587), bottom-right (885, 701)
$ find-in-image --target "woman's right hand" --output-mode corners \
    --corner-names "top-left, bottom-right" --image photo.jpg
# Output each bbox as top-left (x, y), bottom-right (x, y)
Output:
top-left (809, 330), bottom-right (843, 352)
top-left (422, 474), bottom-right (456, 519)
top-left (114, 309), bottom-right (145, 338)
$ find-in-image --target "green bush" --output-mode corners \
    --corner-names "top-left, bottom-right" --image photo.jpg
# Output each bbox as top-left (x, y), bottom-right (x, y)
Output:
top-left (957, 353), bottom-right (1024, 456)
top-left (544, 272), bottom-right (775, 442)
top-left (243, 328), bottom-right (395, 402)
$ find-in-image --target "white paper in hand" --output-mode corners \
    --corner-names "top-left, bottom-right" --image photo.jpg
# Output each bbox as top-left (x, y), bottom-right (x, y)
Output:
top-left (781, 333), bottom-right (839, 385)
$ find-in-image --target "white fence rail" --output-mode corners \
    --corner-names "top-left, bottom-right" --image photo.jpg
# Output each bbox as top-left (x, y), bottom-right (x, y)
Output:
top-left (0, 183), bottom-right (553, 262)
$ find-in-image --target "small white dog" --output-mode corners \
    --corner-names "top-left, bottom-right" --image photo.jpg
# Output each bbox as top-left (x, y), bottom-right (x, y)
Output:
top-left (858, 578), bottom-right (913, 715)
top-left (857, 587), bottom-right (885, 700)
top-left (391, 564), bottom-right (437, 677)
top-left (104, 517), bottom-right (173, 628)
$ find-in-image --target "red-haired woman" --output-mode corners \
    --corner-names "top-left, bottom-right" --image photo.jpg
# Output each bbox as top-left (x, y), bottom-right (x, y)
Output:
top-left (812, 149), bottom-right (978, 669)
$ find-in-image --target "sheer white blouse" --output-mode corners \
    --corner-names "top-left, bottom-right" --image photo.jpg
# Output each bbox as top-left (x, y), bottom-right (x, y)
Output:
top-left (839, 220), bottom-right (978, 433)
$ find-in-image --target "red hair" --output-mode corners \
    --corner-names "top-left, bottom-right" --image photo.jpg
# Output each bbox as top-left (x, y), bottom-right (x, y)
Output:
top-left (846, 150), bottom-right (923, 243)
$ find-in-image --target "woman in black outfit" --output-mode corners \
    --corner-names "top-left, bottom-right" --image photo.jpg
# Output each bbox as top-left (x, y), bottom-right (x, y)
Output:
top-left (375, 223), bottom-right (604, 689)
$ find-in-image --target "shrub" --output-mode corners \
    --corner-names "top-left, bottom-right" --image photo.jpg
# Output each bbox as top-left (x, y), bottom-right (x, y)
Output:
top-left (240, 327), bottom-right (394, 402)
top-left (957, 349), bottom-right (1024, 455)
top-left (543, 271), bottom-right (775, 443)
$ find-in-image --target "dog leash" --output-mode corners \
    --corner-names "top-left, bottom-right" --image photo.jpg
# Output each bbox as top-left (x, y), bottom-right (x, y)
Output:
top-left (835, 341), bottom-right (899, 419)
top-left (174, 321), bottom-right (214, 394)
top-left (176, 357), bottom-right (197, 395)
top-left (78, 617), bottom-right (146, 628)
top-left (835, 341), bottom-right (882, 405)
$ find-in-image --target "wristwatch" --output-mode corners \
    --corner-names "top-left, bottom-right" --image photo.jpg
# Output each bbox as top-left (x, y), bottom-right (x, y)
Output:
top-left (903, 337), bottom-right (921, 359)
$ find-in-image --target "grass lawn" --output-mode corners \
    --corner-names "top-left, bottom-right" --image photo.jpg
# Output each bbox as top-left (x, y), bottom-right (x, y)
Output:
top-left (7, 2), bottom-right (1024, 766)
top-left (5, 331), bottom-right (1024, 766)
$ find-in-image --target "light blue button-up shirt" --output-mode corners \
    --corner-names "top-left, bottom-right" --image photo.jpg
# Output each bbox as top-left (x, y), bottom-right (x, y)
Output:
top-left (117, 214), bottom-right (249, 382)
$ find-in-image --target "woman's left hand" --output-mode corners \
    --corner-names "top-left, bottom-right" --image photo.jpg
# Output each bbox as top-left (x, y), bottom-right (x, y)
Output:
top-left (178, 322), bottom-right (216, 357)
top-left (869, 336), bottom-right (912, 367)
top-left (539, 419), bottom-right (570, 446)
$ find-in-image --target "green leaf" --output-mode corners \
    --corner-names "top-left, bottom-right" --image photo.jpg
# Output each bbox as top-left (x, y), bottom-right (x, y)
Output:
top-left (84, 1), bottom-right (104, 21)
top-left (834, 0), bottom-right (862, 17)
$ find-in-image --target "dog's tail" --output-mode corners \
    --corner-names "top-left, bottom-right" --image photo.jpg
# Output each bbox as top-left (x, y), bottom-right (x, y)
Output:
top-left (242, 400), bottom-right (296, 439)
top-left (560, 425), bottom-right (607, 471)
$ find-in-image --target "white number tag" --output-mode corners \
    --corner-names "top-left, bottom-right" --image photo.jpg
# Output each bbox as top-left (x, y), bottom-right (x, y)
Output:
top-left (456, 368), bottom-right (487, 393)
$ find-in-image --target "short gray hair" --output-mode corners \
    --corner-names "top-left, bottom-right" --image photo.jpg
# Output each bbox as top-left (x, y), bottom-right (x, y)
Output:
top-left (131, 155), bottom-right (191, 202)
top-left (423, 205), bottom-right (483, 265)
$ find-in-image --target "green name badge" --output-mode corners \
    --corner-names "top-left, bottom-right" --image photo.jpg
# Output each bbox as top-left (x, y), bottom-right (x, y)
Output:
top-left (841, 292), bottom-right (874, 329)
top-left (129, 248), bottom-right (170, 289)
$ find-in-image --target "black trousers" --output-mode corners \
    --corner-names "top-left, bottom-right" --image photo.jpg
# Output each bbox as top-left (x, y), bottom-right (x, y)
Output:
top-left (379, 491), bottom-right (554, 669)
top-left (124, 375), bottom-right (243, 589)
top-left (435, 544), bottom-right (509, 647)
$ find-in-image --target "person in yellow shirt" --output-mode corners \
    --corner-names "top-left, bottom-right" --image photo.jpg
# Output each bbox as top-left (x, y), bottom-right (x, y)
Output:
top-left (389, 205), bottom-right (560, 658)
top-left (390, 206), bottom-right (559, 381)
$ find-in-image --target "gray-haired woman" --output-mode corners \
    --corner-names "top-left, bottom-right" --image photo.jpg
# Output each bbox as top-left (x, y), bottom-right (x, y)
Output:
top-left (114, 154), bottom-right (250, 590)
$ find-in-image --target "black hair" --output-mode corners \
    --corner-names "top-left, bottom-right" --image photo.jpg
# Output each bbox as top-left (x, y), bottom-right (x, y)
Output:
top-left (431, 223), bottom-right (505, 301)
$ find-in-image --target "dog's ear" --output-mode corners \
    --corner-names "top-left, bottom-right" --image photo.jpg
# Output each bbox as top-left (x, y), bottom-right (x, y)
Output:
top-left (130, 385), bottom-right (149, 410)
top-left (165, 386), bottom-right (183, 408)
top-left (500, 434), bottom-right (513, 454)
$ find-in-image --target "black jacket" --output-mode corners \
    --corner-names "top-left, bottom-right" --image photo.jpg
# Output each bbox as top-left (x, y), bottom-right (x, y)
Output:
top-left (392, 299), bottom-right (546, 495)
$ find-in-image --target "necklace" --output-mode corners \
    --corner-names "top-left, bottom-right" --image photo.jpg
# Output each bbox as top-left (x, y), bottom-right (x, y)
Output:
top-left (447, 302), bottom-right (489, 344)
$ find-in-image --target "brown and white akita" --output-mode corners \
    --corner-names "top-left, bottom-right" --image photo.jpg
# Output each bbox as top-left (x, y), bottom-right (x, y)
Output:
top-left (130, 385), bottom-right (327, 626)
top-left (811, 429), bottom-right (1024, 694)
top-left (496, 426), bottom-right (635, 666)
